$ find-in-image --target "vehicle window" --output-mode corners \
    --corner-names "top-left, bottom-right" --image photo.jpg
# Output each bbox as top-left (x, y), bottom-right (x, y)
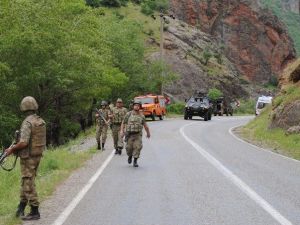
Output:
top-left (135, 97), bottom-right (155, 104)
top-left (257, 102), bottom-right (266, 109)
top-left (159, 99), bottom-right (165, 107)
top-left (188, 98), bottom-right (195, 103)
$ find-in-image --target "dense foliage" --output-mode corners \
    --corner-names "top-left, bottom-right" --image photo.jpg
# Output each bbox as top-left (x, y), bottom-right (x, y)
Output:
top-left (0, 0), bottom-right (172, 146)
top-left (260, 0), bottom-right (300, 55)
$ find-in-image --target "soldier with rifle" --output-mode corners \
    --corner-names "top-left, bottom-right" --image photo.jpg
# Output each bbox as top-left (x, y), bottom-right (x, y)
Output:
top-left (3, 96), bottom-right (46, 220)
top-left (120, 100), bottom-right (150, 167)
top-left (95, 101), bottom-right (110, 150)
top-left (109, 98), bottom-right (128, 155)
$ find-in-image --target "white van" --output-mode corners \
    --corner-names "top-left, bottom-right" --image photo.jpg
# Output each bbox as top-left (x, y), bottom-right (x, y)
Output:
top-left (255, 96), bottom-right (273, 115)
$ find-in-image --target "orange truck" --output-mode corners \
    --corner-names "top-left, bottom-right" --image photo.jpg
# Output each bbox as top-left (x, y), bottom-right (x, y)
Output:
top-left (134, 94), bottom-right (167, 120)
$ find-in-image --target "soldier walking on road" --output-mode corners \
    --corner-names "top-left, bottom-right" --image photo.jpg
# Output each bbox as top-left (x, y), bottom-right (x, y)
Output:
top-left (95, 101), bottom-right (110, 150)
top-left (4, 96), bottom-right (46, 220)
top-left (109, 98), bottom-right (127, 155)
top-left (120, 100), bottom-right (150, 167)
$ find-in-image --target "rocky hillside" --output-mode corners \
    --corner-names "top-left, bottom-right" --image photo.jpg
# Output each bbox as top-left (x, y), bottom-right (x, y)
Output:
top-left (152, 20), bottom-right (249, 101)
top-left (270, 58), bottom-right (300, 133)
top-left (169, 0), bottom-right (296, 83)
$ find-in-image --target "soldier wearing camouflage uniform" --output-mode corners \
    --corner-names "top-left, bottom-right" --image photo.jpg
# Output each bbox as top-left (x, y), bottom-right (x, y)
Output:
top-left (5, 96), bottom-right (46, 220)
top-left (109, 98), bottom-right (127, 155)
top-left (121, 100), bottom-right (150, 167)
top-left (95, 101), bottom-right (110, 150)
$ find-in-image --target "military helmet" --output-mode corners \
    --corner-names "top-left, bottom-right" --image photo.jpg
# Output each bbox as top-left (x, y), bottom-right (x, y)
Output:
top-left (116, 98), bottom-right (123, 103)
top-left (101, 100), bottom-right (107, 106)
top-left (133, 100), bottom-right (142, 107)
top-left (20, 96), bottom-right (39, 112)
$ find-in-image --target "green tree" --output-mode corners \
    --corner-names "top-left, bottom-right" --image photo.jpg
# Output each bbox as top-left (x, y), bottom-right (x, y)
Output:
top-left (208, 88), bottom-right (223, 101)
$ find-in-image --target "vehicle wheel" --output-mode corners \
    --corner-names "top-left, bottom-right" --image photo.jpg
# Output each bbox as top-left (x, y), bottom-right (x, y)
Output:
top-left (208, 112), bottom-right (212, 120)
top-left (152, 112), bottom-right (156, 121)
top-left (204, 112), bottom-right (208, 121)
top-left (184, 112), bottom-right (188, 120)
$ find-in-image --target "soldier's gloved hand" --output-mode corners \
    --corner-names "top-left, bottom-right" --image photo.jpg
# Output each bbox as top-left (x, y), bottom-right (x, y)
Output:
top-left (95, 113), bottom-right (99, 118)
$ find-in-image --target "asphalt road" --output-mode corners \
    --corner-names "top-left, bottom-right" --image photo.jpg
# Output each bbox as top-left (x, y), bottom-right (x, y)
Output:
top-left (56, 116), bottom-right (300, 225)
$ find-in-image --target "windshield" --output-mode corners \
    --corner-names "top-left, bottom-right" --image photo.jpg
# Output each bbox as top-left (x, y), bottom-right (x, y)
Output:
top-left (257, 102), bottom-right (266, 109)
top-left (135, 97), bottom-right (154, 104)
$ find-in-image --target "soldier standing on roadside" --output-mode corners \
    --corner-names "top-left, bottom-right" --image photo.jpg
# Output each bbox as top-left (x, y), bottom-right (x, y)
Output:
top-left (95, 101), bottom-right (110, 150)
top-left (109, 98), bottom-right (127, 155)
top-left (4, 96), bottom-right (46, 220)
top-left (120, 100), bottom-right (150, 167)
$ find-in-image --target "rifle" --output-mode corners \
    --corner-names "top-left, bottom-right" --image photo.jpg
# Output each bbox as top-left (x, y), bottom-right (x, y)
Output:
top-left (95, 108), bottom-right (109, 125)
top-left (0, 130), bottom-right (20, 171)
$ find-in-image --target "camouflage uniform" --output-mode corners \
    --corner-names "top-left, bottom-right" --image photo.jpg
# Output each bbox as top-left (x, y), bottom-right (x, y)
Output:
top-left (111, 106), bottom-right (127, 151)
top-left (18, 114), bottom-right (46, 207)
top-left (96, 108), bottom-right (110, 147)
top-left (123, 111), bottom-right (146, 158)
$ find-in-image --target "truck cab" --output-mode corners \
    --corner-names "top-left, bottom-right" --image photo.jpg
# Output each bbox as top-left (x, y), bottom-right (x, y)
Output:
top-left (134, 94), bottom-right (166, 120)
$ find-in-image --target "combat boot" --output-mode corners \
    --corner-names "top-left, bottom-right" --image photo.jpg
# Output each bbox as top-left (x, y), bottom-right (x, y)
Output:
top-left (97, 142), bottom-right (101, 150)
top-left (118, 148), bottom-right (122, 155)
top-left (21, 206), bottom-right (40, 220)
top-left (15, 201), bottom-right (27, 218)
top-left (102, 143), bottom-right (105, 151)
top-left (133, 158), bottom-right (139, 167)
top-left (128, 156), bottom-right (132, 164)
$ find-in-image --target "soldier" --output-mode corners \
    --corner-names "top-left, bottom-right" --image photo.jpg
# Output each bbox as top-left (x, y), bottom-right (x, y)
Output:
top-left (120, 100), bottom-right (150, 167)
top-left (109, 98), bottom-right (127, 155)
top-left (95, 101), bottom-right (110, 150)
top-left (4, 96), bottom-right (46, 220)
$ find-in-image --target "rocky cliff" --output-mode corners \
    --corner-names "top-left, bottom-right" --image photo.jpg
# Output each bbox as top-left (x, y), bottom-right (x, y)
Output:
top-left (150, 20), bottom-right (249, 101)
top-left (169, 0), bottom-right (296, 83)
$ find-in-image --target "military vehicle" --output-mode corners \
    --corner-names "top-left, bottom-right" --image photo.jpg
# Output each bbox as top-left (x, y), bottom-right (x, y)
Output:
top-left (213, 97), bottom-right (233, 116)
top-left (184, 94), bottom-right (212, 121)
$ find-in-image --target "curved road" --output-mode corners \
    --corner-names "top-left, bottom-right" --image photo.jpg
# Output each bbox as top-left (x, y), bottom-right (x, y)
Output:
top-left (51, 117), bottom-right (299, 225)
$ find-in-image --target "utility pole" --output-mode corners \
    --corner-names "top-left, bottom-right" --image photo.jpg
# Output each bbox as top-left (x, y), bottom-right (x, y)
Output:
top-left (160, 12), bottom-right (164, 95)
top-left (155, 11), bottom-right (175, 95)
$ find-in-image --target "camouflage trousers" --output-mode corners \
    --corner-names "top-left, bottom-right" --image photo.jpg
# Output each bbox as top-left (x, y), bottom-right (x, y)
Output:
top-left (96, 124), bottom-right (108, 144)
top-left (111, 124), bottom-right (124, 149)
top-left (126, 133), bottom-right (143, 158)
top-left (20, 156), bottom-right (41, 206)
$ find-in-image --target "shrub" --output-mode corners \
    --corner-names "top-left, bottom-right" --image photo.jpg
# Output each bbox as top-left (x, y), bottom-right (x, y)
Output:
top-left (167, 102), bottom-right (185, 114)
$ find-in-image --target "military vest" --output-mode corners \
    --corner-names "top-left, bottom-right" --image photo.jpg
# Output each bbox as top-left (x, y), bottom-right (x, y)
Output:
top-left (125, 112), bottom-right (144, 133)
top-left (112, 107), bottom-right (127, 124)
top-left (19, 115), bottom-right (46, 158)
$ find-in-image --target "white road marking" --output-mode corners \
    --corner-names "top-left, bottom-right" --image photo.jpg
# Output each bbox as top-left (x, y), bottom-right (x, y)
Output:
top-left (51, 150), bottom-right (115, 225)
top-left (229, 126), bottom-right (300, 163)
top-left (180, 123), bottom-right (293, 225)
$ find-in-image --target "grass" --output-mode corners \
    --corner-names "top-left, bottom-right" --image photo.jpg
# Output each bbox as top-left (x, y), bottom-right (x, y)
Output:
top-left (0, 128), bottom-right (97, 225)
top-left (240, 106), bottom-right (300, 159)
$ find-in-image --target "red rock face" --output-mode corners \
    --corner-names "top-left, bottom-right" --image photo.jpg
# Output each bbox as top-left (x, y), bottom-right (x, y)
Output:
top-left (170, 0), bottom-right (296, 83)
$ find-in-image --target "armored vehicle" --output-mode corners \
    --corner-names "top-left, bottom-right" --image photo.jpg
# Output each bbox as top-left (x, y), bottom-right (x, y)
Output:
top-left (184, 96), bottom-right (212, 121)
